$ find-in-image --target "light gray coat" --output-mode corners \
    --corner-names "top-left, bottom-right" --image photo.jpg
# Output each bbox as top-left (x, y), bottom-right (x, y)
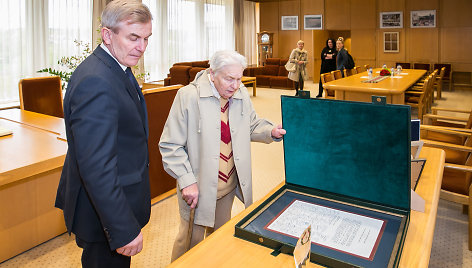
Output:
top-left (288, 48), bottom-right (309, 82)
top-left (159, 69), bottom-right (278, 227)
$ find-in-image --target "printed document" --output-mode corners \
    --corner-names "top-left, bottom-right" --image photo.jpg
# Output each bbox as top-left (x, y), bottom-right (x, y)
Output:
top-left (267, 200), bottom-right (385, 259)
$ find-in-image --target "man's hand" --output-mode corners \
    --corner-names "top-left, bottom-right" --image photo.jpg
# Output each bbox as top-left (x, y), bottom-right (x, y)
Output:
top-left (271, 124), bottom-right (286, 139)
top-left (298, 61), bottom-right (304, 65)
top-left (116, 231), bottom-right (143, 256)
top-left (182, 183), bottom-right (199, 208)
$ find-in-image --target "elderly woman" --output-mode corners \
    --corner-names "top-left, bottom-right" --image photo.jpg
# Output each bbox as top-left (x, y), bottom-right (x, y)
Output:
top-left (336, 37), bottom-right (348, 76)
top-left (159, 50), bottom-right (286, 261)
top-left (288, 40), bottom-right (309, 96)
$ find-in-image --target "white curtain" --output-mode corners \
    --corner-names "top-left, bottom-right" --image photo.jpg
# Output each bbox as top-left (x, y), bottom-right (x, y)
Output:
top-left (143, 0), bottom-right (234, 81)
top-left (0, 0), bottom-right (91, 104)
top-left (234, 0), bottom-right (257, 65)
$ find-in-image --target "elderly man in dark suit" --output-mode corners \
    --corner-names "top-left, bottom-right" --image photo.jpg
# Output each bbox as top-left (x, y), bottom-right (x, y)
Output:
top-left (55, 1), bottom-right (153, 267)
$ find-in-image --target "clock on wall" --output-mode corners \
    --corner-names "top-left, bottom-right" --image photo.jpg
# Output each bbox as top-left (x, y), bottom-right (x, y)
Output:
top-left (257, 31), bottom-right (273, 66)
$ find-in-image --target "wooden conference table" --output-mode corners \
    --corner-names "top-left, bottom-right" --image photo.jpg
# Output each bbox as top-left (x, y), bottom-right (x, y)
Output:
top-left (0, 109), bottom-right (67, 263)
top-left (169, 147), bottom-right (445, 268)
top-left (323, 69), bottom-right (426, 104)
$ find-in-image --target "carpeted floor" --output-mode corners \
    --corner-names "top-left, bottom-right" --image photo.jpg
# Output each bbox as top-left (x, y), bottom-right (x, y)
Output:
top-left (1, 82), bottom-right (471, 267)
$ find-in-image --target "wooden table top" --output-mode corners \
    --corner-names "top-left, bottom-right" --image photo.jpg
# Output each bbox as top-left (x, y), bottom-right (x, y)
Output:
top-left (169, 147), bottom-right (445, 268)
top-left (0, 109), bottom-right (65, 137)
top-left (0, 110), bottom-right (67, 187)
top-left (323, 69), bottom-right (426, 94)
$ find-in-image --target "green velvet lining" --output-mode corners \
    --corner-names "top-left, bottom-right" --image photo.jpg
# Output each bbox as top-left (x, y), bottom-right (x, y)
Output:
top-left (281, 96), bottom-right (411, 210)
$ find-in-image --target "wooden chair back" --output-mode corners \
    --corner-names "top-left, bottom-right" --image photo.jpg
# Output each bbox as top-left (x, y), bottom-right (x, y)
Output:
top-left (142, 84), bottom-right (183, 198)
top-left (413, 63), bottom-right (431, 73)
top-left (395, 62), bottom-right (411, 69)
top-left (405, 77), bottom-right (429, 120)
top-left (433, 63), bottom-right (452, 90)
top-left (363, 64), bottom-right (370, 71)
top-left (343, 69), bottom-right (355, 77)
top-left (355, 66), bottom-right (362, 74)
top-left (320, 73), bottom-right (335, 98)
top-left (18, 76), bottom-right (64, 118)
top-left (331, 70), bottom-right (342, 80)
top-left (420, 116), bottom-right (472, 249)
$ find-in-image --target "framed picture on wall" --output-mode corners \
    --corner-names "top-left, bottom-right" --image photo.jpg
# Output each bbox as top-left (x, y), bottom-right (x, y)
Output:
top-left (304, 15), bottom-right (322, 30)
top-left (281, 16), bottom-right (298, 30)
top-left (411, 10), bottom-right (436, 28)
top-left (384, 32), bottom-right (399, 53)
top-left (380, 11), bottom-right (403, 28)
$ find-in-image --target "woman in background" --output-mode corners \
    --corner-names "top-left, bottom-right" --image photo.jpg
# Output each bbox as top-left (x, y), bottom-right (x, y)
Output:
top-left (336, 37), bottom-right (348, 77)
top-left (318, 38), bottom-right (337, 97)
top-left (288, 40), bottom-right (309, 96)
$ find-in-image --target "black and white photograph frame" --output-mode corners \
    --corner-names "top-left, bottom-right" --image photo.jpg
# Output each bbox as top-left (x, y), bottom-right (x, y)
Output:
top-left (411, 10), bottom-right (436, 28)
top-left (384, 32), bottom-right (399, 53)
top-left (304, 15), bottom-right (322, 30)
top-left (281, 16), bottom-right (298, 31)
top-left (380, 11), bottom-right (403, 28)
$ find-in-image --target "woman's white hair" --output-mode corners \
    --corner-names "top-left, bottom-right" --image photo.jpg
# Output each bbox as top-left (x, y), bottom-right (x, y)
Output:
top-left (209, 50), bottom-right (247, 74)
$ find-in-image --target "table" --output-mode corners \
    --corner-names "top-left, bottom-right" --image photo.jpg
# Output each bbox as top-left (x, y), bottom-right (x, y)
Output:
top-left (323, 69), bottom-right (426, 104)
top-left (242, 76), bottom-right (257, 97)
top-left (0, 109), bottom-right (67, 262)
top-left (169, 147), bottom-right (445, 268)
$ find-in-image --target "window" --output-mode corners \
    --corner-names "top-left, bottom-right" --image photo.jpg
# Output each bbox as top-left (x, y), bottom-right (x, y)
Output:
top-left (0, 0), bottom-right (91, 104)
top-left (143, 0), bottom-right (234, 81)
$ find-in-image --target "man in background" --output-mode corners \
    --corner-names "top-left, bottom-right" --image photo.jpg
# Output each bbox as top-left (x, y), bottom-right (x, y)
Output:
top-left (55, 1), bottom-right (153, 267)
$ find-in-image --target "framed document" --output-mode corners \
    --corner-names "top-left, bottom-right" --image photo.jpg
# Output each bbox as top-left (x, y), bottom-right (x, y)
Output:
top-left (281, 16), bottom-right (298, 30)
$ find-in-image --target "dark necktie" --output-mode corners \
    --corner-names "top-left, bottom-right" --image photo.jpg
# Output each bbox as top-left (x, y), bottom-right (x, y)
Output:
top-left (125, 67), bottom-right (141, 101)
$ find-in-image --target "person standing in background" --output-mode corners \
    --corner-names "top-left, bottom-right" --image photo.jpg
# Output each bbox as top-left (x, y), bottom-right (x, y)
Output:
top-left (336, 37), bottom-right (348, 77)
top-left (55, 1), bottom-right (153, 267)
top-left (288, 40), bottom-right (309, 96)
top-left (318, 38), bottom-right (337, 97)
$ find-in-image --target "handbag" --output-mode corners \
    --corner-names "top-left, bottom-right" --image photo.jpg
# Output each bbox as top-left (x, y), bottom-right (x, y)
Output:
top-left (285, 61), bottom-right (296, 72)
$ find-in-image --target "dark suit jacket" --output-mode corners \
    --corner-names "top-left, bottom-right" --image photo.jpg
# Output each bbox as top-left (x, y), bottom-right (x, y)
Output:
top-left (55, 45), bottom-right (151, 250)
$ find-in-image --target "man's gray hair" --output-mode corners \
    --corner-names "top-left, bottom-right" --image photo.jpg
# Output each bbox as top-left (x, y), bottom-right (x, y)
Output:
top-left (101, 0), bottom-right (152, 33)
top-left (210, 50), bottom-right (247, 74)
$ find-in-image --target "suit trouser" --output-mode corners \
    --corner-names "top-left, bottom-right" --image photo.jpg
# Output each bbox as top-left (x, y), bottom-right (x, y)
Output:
top-left (171, 187), bottom-right (236, 261)
top-left (76, 236), bottom-right (131, 268)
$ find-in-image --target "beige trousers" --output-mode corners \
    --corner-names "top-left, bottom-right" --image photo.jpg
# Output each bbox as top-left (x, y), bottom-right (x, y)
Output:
top-left (171, 187), bottom-right (236, 261)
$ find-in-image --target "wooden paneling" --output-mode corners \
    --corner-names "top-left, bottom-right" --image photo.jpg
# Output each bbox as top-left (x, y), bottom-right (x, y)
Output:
top-left (378, 0), bottom-right (405, 11)
top-left (326, 0), bottom-right (350, 30)
top-left (351, 30), bottom-right (376, 62)
top-left (440, 0), bottom-right (472, 28)
top-left (351, 0), bottom-right (376, 29)
top-left (258, 0), bottom-right (472, 80)
top-left (440, 27), bottom-right (472, 63)
top-left (407, 0), bottom-right (439, 11)
top-left (408, 28), bottom-right (439, 63)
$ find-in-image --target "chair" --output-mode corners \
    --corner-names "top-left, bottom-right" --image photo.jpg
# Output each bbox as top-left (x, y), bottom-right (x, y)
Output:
top-left (343, 68), bottom-right (355, 77)
top-left (320, 72), bottom-right (335, 99)
top-left (18, 76), bottom-right (64, 118)
top-left (435, 67), bottom-right (446, 99)
top-left (331, 70), bottom-right (342, 80)
top-left (405, 77), bottom-right (430, 120)
top-left (395, 62), bottom-right (411, 69)
top-left (423, 107), bottom-right (472, 130)
top-left (364, 64), bottom-right (370, 71)
top-left (420, 121), bottom-right (472, 250)
top-left (434, 63), bottom-right (453, 91)
top-left (142, 84), bottom-right (183, 198)
top-left (355, 66), bottom-right (362, 74)
top-left (413, 63), bottom-right (431, 73)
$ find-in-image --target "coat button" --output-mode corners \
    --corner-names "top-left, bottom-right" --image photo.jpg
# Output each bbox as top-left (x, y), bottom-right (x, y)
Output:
top-left (235, 157), bottom-right (240, 160)
top-left (242, 182), bottom-right (246, 187)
